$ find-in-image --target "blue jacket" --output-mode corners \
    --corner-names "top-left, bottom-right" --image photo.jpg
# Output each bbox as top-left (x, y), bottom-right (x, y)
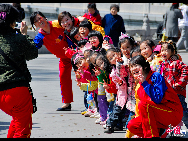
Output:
top-left (102, 13), bottom-right (126, 46)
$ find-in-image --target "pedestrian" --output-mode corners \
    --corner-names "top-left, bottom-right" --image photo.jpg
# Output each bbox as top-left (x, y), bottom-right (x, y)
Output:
top-left (0, 4), bottom-right (38, 138)
top-left (102, 4), bottom-right (126, 47)
top-left (176, 3), bottom-right (188, 52)
top-left (30, 11), bottom-right (73, 111)
top-left (127, 55), bottom-right (183, 138)
top-left (163, 3), bottom-right (183, 43)
top-left (83, 3), bottom-right (102, 26)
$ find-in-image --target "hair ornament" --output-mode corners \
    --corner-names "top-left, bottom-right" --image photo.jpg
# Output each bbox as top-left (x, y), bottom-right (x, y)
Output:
top-left (0, 12), bottom-right (6, 20)
top-left (119, 32), bottom-right (130, 40)
top-left (74, 53), bottom-right (84, 64)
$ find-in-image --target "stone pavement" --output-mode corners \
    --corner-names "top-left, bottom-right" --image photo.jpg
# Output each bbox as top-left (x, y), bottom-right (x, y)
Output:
top-left (0, 53), bottom-right (188, 138)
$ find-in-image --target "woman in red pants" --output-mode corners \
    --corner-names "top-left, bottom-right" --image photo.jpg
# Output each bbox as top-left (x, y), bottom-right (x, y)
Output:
top-left (127, 55), bottom-right (183, 138)
top-left (30, 11), bottom-right (73, 111)
top-left (0, 4), bottom-right (38, 138)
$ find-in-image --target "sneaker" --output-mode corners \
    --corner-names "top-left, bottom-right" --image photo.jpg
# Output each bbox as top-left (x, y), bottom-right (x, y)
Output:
top-left (103, 124), bottom-right (107, 129)
top-left (84, 111), bottom-right (94, 117)
top-left (95, 118), bottom-right (102, 124)
top-left (100, 120), bottom-right (106, 125)
top-left (81, 111), bottom-right (87, 115)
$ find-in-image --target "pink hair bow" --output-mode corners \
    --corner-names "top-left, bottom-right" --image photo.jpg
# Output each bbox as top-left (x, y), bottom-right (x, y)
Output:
top-left (119, 32), bottom-right (130, 40)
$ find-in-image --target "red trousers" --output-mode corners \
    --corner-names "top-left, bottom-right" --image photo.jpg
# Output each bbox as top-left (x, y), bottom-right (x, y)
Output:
top-left (59, 58), bottom-right (73, 103)
top-left (127, 100), bottom-right (183, 138)
top-left (0, 87), bottom-right (33, 138)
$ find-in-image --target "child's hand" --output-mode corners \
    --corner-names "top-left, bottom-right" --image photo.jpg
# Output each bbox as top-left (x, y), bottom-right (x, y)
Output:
top-left (116, 52), bottom-right (123, 62)
top-left (77, 81), bottom-right (81, 87)
top-left (77, 67), bottom-right (84, 74)
top-left (100, 79), bottom-right (110, 89)
top-left (92, 67), bottom-right (101, 76)
top-left (113, 77), bottom-right (123, 86)
top-left (173, 83), bottom-right (180, 88)
top-left (136, 68), bottom-right (145, 83)
top-left (63, 45), bottom-right (75, 54)
top-left (75, 71), bottom-right (81, 79)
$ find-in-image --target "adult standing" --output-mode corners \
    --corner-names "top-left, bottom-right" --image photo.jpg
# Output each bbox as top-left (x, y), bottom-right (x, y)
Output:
top-left (163, 3), bottom-right (183, 43)
top-left (176, 3), bottom-right (188, 52)
top-left (30, 11), bottom-right (73, 111)
top-left (0, 4), bottom-right (38, 138)
top-left (102, 4), bottom-right (126, 47)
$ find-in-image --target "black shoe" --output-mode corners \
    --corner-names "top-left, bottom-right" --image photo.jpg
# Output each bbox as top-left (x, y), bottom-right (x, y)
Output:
top-left (104, 127), bottom-right (114, 133)
top-left (56, 104), bottom-right (71, 111)
top-left (114, 126), bottom-right (123, 131)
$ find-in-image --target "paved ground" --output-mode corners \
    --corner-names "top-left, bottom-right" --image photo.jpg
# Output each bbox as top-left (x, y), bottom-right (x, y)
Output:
top-left (0, 52), bottom-right (188, 138)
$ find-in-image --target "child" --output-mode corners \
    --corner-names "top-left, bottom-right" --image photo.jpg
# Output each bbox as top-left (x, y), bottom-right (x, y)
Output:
top-left (90, 52), bottom-right (111, 124)
top-left (102, 4), bottom-right (126, 47)
top-left (83, 3), bottom-right (102, 26)
top-left (140, 39), bottom-right (162, 72)
top-left (79, 20), bottom-right (92, 39)
top-left (102, 35), bottom-right (114, 50)
top-left (71, 53), bottom-right (98, 116)
top-left (130, 46), bottom-right (141, 58)
top-left (159, 41), bottom-right (188, 130)
top-left (70, 27), bottom-right (81, 43)
top-left (127, 55), bottom-right (183, 138)
top-left (88, 30), bottom-right (106, 55)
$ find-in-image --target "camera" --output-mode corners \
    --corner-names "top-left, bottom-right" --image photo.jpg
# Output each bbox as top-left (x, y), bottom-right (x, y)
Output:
top-left (15, 22), bottom-right (21, 29)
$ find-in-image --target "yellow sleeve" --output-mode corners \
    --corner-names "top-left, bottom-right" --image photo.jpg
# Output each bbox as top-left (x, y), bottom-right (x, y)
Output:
top-left (80, 81), bottom-right (98, 91)
top-left (135, 83), bottom-right (141, 118)
top-left (88, 20), bottom-right (105, 37)
top-left (52, 20), bottom-right (63, 29)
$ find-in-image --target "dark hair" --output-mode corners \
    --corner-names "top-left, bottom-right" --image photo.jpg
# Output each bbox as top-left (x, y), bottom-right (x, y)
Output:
top-left (140, 39), bottom-right (155, 49)
top-left (30, 11), bottom-right (46, 30)
top-left (170, 3), bottom-right (179, 10)
top-left (129, 55), bottom-right (151, 74)
top-left (118, 36), bottom-right (136, 48)
top-left (87, 3), bottom-right (96, 10)
top-left (71, 53), bottom-right (85, 72)
top-left (88, 30), bottom-right (103, 48)
top-left (79, 20), bottom-right (92, 31)
top-left (0, 4), bottom-right (20, 33)
top-left (77, 39), bottom-right (88, 47)
top-left (130, 46), bottom-right (141, 58)
top-left (58, 11), bottom-right (73, 27)
top-left (110, 4), bottom-right (119, 12)
top-left (161, 41), bottom-right (177, 54)
top-left (70, 27), bottom-right (79, 43)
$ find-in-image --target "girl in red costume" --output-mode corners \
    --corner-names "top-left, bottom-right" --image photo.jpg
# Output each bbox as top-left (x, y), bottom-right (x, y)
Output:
top-left (30, 11), bottom-right (73, 111)
top-left (127, 55), bottom-right (183, 138)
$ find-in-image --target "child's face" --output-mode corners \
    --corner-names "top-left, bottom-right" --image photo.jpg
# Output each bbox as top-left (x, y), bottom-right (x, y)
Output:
top-left (74, 31), bottom-right (81, 41)
top-left (121, 41), bottom-right (132, 58)
top-left (89, 36), bottom-right (100, 47)
top-left (161, 44), bottom-right (174, 60)
top-left (88, 8), bottom-right (95, 15)
top-left (110, 7), bottom-right (118, 15)
top-left (130, 64), bottom-right (143, 80)
top-left (106, 50), bottom-right (117, 65)
top-left (81, 59), bottom-right (89, 70)
top-left (140, 42), bottom-right (153, 59)
top-left (79, 27), bottom-right (90, 38)
top-left (60, 15), bottom-right (73, 31)
top-left (96, 58), bottom-right (105, 71)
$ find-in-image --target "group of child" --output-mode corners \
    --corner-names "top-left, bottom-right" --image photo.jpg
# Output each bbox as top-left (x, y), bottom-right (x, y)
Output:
top-left (43, 3), bottom-right (188, 138)
top-left (53, 3), bottom-right (188, 138)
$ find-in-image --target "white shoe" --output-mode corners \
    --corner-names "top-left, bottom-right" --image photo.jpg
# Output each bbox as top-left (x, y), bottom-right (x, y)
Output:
top-left (95, 118), bottom-right (102, 124)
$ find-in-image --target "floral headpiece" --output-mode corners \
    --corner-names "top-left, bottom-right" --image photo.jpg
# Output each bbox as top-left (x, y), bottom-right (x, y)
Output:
top-left (0, 12), bottom-right (6, 21)
top-left (119, 32), bottom-right (130, 40)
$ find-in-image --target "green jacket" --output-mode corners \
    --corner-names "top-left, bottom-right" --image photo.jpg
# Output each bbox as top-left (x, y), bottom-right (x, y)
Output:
top-left (0, 28), bottom-right (38, 91)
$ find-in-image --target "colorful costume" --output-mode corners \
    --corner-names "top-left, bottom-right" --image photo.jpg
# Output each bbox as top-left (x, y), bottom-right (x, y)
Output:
top-left (127, 71), bottom-right (183, 138)
top-left (83, 12), bottom-right (102, 26)
top-left (34, 20), bottom-right (73, 103)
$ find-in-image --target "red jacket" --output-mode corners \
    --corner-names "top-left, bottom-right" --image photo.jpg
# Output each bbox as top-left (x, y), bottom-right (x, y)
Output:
top-left (159, 56), bottom-right (188, 97)
top-left (83, 13), bottom-right (102, 26)
top-left (138, 71), bottom-right (183, 112)
top-left (34, 21), bottom-right (69, 59)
